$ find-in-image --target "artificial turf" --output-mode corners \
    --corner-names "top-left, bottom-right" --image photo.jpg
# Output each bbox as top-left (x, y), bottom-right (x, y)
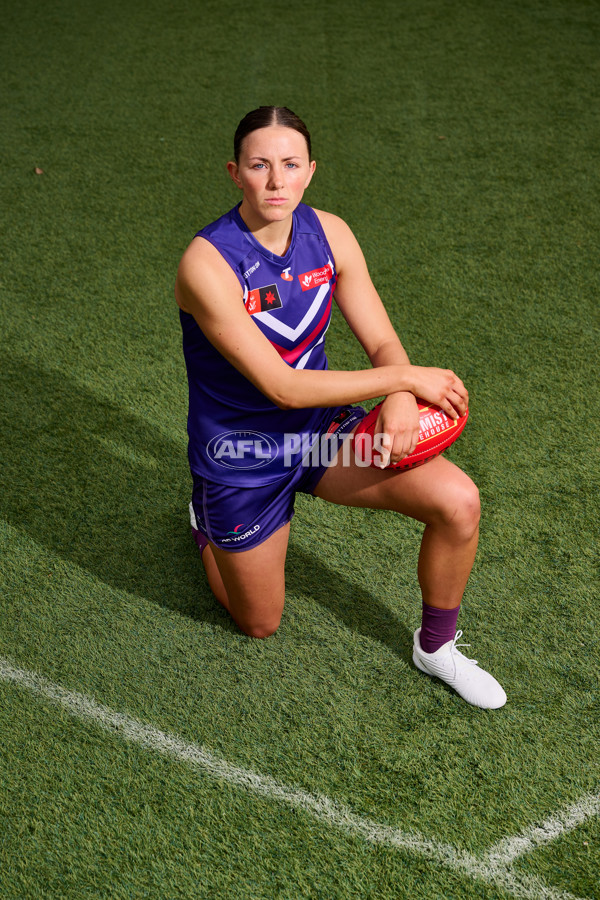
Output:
top-left (1, 0), bottom-right (599, 897)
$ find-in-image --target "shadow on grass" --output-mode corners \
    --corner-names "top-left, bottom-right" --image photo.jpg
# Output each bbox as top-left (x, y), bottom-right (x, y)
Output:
top-left (286, 543), bottom-right (413, 657)
top-left (0, 355), bottom-right (412, 656)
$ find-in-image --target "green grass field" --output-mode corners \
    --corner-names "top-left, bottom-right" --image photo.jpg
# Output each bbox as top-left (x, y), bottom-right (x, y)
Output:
top-left (1, 0), bottom-right (599, 897)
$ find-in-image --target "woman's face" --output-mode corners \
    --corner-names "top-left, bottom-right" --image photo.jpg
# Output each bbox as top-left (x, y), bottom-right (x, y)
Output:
top-left (227, 125), bottom-right (316, 228)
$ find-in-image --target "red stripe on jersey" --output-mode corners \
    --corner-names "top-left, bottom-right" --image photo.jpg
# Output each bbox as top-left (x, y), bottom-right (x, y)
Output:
top-left (270, 295), bottom-right (332, 365)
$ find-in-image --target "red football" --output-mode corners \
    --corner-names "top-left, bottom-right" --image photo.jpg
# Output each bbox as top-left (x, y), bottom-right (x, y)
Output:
top-left (353, 400), bottom-right (469, 470)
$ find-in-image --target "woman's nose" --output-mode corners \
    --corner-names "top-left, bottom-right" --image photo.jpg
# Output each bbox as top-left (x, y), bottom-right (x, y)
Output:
top-left (267, 167), bottom-right (284, 189)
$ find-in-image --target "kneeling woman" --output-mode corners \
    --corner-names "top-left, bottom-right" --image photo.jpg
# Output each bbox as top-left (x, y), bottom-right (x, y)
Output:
top-left (175, 106), bottom-right (506, 710)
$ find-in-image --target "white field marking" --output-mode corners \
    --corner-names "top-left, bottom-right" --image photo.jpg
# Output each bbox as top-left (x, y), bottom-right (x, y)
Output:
top-left (0, 656), bottom-right (595, 900)
top-left (485, 792), bottom-right (600, 865)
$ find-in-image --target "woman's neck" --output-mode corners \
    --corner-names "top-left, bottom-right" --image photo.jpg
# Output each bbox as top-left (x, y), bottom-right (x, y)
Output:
top-left (238, 204), bottom-right (293, 257)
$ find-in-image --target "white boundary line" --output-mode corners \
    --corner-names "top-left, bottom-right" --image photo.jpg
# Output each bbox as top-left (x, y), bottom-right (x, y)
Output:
top-left (485, 794), bottom-right (600, 866)
top-left (1, 656), bottom-right (596, 900)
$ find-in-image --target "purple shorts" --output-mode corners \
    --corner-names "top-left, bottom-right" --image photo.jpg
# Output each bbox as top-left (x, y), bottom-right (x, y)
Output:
top-left (189, 405), bottom-right (366, 552)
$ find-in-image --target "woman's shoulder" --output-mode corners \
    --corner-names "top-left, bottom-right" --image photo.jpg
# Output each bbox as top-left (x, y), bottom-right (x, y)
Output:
top-left (310, 206), bottom-right (344, 227)
top-left (175, 231), bottom-right (241, 312)
top-left (179, 233), bottom-right (228, 270)
top-left (310, 207), bottom-right (354, 240)
top-left (309, 207), bottom-right (360, 260)
top-left (179, 205), bottom-right (249, 279)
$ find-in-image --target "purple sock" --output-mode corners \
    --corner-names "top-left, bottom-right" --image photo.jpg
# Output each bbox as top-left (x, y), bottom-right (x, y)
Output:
top-left (419, 601), bottom-right (461, 654)
top-left (192, 527), bottom-right (209, 557)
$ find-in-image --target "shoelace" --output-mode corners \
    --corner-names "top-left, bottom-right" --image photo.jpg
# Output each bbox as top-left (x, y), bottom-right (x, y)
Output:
top-left (451, 630), bottom-right (478, 666)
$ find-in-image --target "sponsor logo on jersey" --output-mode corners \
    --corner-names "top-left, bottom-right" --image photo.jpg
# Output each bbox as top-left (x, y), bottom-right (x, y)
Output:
top-left (298, 261), bottom-right (334, 292)
top-left (244, 283), bottom-right (283, 315)
top-left (280, 267), bottom-right (293, 282)
top-left (243, 261), bottom-right (261, 279)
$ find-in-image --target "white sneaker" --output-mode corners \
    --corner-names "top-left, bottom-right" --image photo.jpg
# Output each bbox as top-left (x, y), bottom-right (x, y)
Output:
top-left (413, 628), bottom-right (507, 709)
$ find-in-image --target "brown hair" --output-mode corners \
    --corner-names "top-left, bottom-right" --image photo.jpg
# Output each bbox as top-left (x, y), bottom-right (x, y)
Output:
top-left (233, 106), bottom-right (312, 163)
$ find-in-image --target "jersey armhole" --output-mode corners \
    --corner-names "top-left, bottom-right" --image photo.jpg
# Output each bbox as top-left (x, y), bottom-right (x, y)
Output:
top-left (297, 204), bottom-right (337, 275)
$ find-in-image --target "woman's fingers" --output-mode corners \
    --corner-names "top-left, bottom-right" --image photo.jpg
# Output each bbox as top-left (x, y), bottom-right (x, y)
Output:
top-left (375, 432), bottom-right (393, 468)
top-left (411, 367), bottom-right (469, 419)
top-left (372, 420), bottom-right (419, 468)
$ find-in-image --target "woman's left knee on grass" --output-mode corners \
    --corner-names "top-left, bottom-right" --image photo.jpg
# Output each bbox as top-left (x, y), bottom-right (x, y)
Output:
top-left (236, 612), bottom-right (283, 639)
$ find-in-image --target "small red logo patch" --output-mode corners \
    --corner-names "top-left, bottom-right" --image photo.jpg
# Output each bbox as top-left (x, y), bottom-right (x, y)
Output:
top-left (245, 283), bottom-right (283, 314)
top-left (298, 263), bottom-right (333, 292)
top-left (281, 267), bottom-right (293, 282)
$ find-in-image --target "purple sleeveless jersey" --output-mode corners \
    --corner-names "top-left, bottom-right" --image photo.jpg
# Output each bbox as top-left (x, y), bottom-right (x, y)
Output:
top-left (180, 202), bottom-right (340, 486)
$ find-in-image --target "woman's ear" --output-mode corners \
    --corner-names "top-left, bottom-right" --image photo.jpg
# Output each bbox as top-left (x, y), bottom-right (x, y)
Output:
top-left (304, 159), bottom-right (316, 189)
top-left (226, 161), bottom-right (242, 189)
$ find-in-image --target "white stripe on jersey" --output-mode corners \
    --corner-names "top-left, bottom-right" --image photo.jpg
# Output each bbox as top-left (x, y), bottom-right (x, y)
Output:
top-left (251, 281), bottom-right (331, 342)
top-left (294, 332), bottom-right (329, 370)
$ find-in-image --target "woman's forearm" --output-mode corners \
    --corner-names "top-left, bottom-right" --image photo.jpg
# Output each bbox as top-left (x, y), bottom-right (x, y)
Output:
top-left (272, 364), bottom-right (415, 410)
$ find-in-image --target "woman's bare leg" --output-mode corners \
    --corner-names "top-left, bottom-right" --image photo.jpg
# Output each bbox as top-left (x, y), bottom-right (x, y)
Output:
top-left (313, 453), bottom-right (480, 610)
top-left (200, 522), bottom-right (291, 638)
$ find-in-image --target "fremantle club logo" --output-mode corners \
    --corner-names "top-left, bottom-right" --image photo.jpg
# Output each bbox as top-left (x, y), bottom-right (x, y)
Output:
top-left (244, 283), bottom-right (283, 315)
top-left (207, 431), bottom-right (279, 469)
